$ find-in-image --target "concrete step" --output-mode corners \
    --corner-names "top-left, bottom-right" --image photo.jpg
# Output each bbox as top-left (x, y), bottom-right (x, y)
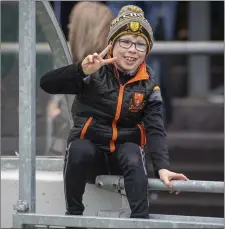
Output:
top-left (167, 132), bottom-right (224, 162)
top-left (149, 192), bottom-right (223, 207)
top-left (145, 132), bottom-right (224, 181)
top-left (147, 163), bottom-right (224, 181)
top-left (148, 192), bottom-right (224, 218)
top-left (168, 98), bottom-right (224, 132)
top-left (149, 204), bottom-right (223, 218)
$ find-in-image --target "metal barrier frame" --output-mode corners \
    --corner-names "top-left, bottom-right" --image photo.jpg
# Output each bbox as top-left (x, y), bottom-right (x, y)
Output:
top-left (96, 175), bottom-right (224, 194)
top-left (17, 0), bottom-right (36, 215)
top-left (1, 41), bottom-right (224, 54)
top-left (13, 213), bottom-right (224, 228)
top-left (11, 0), bottom-right (224, 228)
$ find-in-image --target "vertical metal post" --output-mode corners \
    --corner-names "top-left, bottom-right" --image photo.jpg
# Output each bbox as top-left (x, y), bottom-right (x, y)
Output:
top-left (18, 0), bottom-right (36, 213)
top-left (188, 1), bottom-right (210, 97)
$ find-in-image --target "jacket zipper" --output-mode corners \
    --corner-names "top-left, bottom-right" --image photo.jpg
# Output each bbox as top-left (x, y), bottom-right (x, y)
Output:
top-left (109, 63), bottom-right (149, 152)
top-left (110, 86), bottom-right (124, 152)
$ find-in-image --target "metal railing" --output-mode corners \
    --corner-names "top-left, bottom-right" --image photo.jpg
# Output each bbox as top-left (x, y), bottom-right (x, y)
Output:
top-left (1, 41), bottom-right (224, 55)
top-left (96, 175), bottom-right (224, 194)
top-left (13, 213), bottom-right (224, 228)
top-left (3, 156), bottom-right (222, 228)
top-left (12, 173), bottom-right (224, 228)
top-left (11, 0), bottom-right (224, 228)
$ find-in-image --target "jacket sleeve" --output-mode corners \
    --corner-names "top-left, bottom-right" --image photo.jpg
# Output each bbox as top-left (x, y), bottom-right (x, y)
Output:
top-left (143, 85), bottom-right (170, 178)
top-left (40, 61), bottom-right (88, 94)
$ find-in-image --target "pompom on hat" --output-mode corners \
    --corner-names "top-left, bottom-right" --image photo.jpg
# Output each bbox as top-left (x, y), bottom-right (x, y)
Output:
top-left (107, 5), bottom-right (154, 55)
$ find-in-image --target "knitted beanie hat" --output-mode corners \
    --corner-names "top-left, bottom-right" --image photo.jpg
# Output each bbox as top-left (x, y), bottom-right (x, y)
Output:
top-left (107, 5), bottom-right (154, 55)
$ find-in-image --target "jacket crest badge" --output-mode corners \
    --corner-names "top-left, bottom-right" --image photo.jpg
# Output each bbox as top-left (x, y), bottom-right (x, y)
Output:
top-left (129, 92), bottom-right (145, 112)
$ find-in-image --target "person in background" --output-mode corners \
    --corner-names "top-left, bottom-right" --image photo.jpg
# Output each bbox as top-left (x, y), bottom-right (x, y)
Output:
top-left (68, 1), bottom-right (114, 63)
top-left (40, 4), bottom-right (188, 221)
top-left (46, 2), bottom-right (114, 155)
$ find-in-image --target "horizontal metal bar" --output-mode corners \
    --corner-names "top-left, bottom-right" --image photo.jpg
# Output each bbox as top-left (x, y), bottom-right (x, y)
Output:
top-left (13, 213), bottom-right (224, 228)
top-left (151, 41), bottom-right (224, 54)
top-left (97, 210), bottom-right (224, 225)
top-left (1, 42), bottom-right (51, 54)
top-left (96, 175), bottom-right (224, 194)
top-left (1, 41), bottom-right (224, 54)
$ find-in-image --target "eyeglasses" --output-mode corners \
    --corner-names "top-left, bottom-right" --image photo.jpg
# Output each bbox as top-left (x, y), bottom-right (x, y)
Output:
top-left (118, 39), bottom-right (148, 52)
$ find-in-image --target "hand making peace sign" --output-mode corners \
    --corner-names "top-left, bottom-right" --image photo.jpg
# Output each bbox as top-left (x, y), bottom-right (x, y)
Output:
top-left (81, 45), bottom-right (117, 76)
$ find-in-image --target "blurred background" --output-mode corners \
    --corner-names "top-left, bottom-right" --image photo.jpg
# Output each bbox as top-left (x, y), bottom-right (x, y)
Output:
top-left (1, 0), bottom-right (224, 218)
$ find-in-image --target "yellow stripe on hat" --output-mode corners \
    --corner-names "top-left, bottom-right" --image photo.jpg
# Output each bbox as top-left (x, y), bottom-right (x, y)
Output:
top-left (153, 86), bottom-right (160, 91)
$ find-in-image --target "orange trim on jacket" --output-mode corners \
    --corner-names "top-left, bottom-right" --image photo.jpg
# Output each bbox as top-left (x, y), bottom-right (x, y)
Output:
top-left (80, 117), bottom-right (93, 139)
top-left (110, 62), bottom-right (149, 152)
top-left (137, 124), bottom-right (146, 148)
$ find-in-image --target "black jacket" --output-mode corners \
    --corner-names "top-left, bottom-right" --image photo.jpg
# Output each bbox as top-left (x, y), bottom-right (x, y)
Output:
top-left (40, 61), bottom-right (170, 176)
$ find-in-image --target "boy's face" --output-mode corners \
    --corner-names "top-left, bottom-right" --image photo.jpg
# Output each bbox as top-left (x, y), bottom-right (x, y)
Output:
top-left (112, 34), bottom-right (147, 74)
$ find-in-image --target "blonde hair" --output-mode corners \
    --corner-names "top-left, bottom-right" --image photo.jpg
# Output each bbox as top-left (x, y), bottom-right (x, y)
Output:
top-left (68, 2), bottom-right (114, 63)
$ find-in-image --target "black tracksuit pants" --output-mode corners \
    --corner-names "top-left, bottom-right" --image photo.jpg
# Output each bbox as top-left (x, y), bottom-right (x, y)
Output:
top-left (63, 138), bottom-right (149, 219)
